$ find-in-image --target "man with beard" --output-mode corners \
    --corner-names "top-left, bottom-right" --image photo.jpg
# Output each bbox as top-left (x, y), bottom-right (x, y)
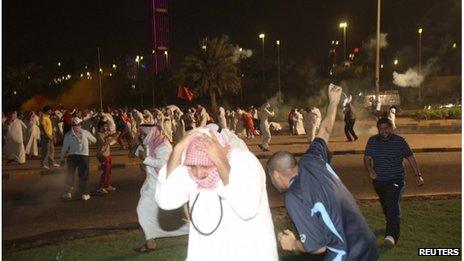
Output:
top-left (364, 117), bottom-right (424, 246)
top-left (266, 84), bottom-right (378, 260)
top-left (134, 123), bottom-right (189, 253)
top-left (155, 126), bottom-right (278, 260)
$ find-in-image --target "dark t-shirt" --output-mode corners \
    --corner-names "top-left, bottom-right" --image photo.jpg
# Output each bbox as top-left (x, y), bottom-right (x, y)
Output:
top-left (364, 134), bottom-right (413, 181)
top-left (285, 138), bottom-right (378, 260)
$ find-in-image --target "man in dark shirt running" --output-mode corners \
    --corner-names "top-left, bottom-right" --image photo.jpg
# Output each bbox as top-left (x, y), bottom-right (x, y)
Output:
top-left (266, 84), bottom-right (378, 260)
top-left (364, 117), bottom-right (424, 246)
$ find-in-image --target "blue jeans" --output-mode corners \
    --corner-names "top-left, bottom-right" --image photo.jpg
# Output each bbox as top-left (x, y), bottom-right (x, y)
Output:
top-left (373, 179), bottom-right (405, 242)
top-left (66, 155), bottom-right (90, 195)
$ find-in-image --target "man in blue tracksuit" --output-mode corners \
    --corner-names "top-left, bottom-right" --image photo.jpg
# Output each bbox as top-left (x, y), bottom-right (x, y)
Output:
top-left (267, 84), bottom-right (378, 260)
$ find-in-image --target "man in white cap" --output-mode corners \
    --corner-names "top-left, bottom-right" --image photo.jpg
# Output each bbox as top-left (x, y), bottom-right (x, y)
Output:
top-left (134, 123), bottom-right (189, 253)
top-left (60, 117), bottom-right (97, 201)
top-left (155, 126), bottom-right (278, 261)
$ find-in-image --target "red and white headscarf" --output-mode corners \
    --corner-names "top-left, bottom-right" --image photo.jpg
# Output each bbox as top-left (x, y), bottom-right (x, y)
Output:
top-left (139, 124), bottom-right (166, 157)
top-left (184, 128), bottom-right (230, 190)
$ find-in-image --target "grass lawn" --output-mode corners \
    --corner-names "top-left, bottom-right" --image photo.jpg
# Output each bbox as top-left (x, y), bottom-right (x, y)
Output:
top-left (4, 199), bottom-right (461, 261)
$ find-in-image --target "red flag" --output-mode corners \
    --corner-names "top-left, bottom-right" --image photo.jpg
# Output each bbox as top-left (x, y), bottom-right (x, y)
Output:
top-left (177, 85), bottom-right (194, 102)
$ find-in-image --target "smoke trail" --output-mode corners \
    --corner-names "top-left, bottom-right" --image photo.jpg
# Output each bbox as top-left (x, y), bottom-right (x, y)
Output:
top-left (392, 57), bottom-right (439, 88)
top-left (362, 33), bottom-right (388, 61)
top-left (231, 45), bottom-right (253, 63)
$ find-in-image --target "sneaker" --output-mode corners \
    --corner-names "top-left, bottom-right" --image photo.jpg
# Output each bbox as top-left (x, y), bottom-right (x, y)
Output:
top-left (62, 193), bottom-right (72, 199)
top-left (106, 186), bottom-right (116, 192)
top-left (384, 236), bottom-right (395, 246)
top-left (97, 188), bottom-right (108, 194)
top-left (42, 165), bottom-right (50, 169)
top-left (82, 194), bottom-right (91, 201)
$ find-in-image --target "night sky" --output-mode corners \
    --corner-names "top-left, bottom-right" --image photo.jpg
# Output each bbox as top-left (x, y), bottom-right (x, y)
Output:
top-left (3, 0), bottom-right (461, 69)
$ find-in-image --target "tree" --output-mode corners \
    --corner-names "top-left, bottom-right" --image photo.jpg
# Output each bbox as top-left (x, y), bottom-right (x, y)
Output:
top-left (177, 35), bottom-right (241, 114)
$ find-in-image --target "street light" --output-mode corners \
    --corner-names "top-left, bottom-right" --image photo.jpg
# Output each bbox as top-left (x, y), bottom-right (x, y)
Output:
top-left (58, 62), bottom-right (61, 67)
top-left (276, 40), bottom-right (281, 101)
top-left (259, 33), bottom-right (265, 86)
top-left (418, 27), bottom-right (423, 100)
top-left (394, 59), bottom-right (398, 65)
top-left (339, 22), bottom-right (348, 60)
top-left (112, 64), bottom-right (117, 69)
top-left (452, 42), bottom-right (457, 48)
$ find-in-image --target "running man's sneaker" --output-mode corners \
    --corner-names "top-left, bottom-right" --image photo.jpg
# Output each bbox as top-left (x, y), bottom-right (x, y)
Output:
top-left (62, 193), bottom-right (72, 200)
top-left (384, 236), bottom-right (395, 246)
top-left (97, 188), bottom-right (108, 194)
top-left (106, 186), bottom-right (116, 192)
top-left (82, 194), bottom-right (91, 201)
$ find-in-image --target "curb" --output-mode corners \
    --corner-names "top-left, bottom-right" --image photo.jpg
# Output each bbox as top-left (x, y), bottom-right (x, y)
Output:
top-left (255, 147), bottom-right (461, 159)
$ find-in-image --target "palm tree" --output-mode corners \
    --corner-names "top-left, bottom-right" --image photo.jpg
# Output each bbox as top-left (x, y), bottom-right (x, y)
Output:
top-left (178, 35), bottom-right (241, 114)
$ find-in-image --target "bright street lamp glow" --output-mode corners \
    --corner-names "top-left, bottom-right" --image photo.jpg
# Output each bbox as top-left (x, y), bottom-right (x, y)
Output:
top-left (339, 22), bottom-right (347, 28)
top-left (80, 73), bottom-right (84, 77)
top-left (336, 41), bottom-right (339, 45)
top-left (112, 64), bottom-right (117, 69)
top-left (99, 68), bottom-right (103, 72)
top-left (86, 72), bottom-right (90, 76)
top-left (58, 62), bottom-right (61, 66)
top-left (418, 28), bottom-right (423, 34)
top-left (276, 40), bottom-right (280, 45)
top-left (239, 47), bottom-right (242, 52)
top-left (380, 64), bottom-right (384, 68)
top-left (259, 33), bottom-right (265, 39)
top-left (452, 43), bottom-right (457, 48)
top-left (202, 45), bottom-right (207, 50)
top-left (164, 51), bottom-right (168, 55)
top-left (394, 59), bottom-right (398, 65)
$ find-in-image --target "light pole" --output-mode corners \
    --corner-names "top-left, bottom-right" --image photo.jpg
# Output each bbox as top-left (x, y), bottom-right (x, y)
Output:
top-left (135, 55), bottom-right (144, 107)
top-left (164, 50), bottom-right (169, 67)
top-left (339, 22), bottom-right (348, 61)
top-left (259, 33), bottom-right (265, 86)
top-left (418, 27), bottom-right (423, 100)
top-left (97, 47), bottom-right (103, 112)
top-left (276, 40), bottom-right (282, 101)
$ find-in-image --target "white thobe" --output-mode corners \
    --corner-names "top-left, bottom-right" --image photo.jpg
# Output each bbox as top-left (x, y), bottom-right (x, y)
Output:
top-left (388, 108), bottom-right (397, 129)
top-left (217, 107), bottom-right (227, 130)
top-left (25, 116), bottom-right (41, 156)
top-left (136, 141), bottom-right (189, 240)
top-left (294, 111), bottom-right (306, 135)
top-left (156, 149), bottom-right (278, 261)
top-left (259, 107), bottom-right (275, 150)
top-left (5, 119), bottom-right (27, 163)
top-left (199, 108), bottom-right (209, 127)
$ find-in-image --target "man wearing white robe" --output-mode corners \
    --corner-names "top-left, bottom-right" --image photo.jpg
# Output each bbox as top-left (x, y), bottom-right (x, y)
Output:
top-left (5, 112), bottom-right (27, 164)
top-left (135, 124), bottom-right (189, 252)
top-left (259, 102), bottom-right (275, 151)
top-left (217, 106), bottom-right (227, 130)
top-left (197, 105), bottom-right (209, 127)
top-left (155, 127), bottom-right (278, 261)
top-left (25, 112), bottom-right (41, 157)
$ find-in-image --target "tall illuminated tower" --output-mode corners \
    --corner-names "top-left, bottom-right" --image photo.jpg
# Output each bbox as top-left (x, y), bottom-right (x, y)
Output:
top-left (151, 0), bottom-right (169, 74)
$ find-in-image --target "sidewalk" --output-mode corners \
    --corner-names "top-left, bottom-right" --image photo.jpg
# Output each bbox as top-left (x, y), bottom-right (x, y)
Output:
top-left (2, 133), bottom-right (461, 180)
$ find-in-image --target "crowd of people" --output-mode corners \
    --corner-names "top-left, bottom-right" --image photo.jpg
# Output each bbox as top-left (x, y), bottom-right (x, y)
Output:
top-left (3, 84), bottom-right (422, 259)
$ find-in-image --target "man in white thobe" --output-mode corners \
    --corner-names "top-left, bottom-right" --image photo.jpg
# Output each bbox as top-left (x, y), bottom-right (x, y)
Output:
top-left (155, 128), bottom-right (278, 261)
top-left (25, 111), bottom-right (41, 158)
top-left (259, 102), bottom-right (275, 152)
top-left (135, 124), bottom-right (189, 252)
top-left (5, 112), bottom-right (27, 164)
top-left (217, 106), bottom-right (227, 130)
top-left (197, 105), bottom-right (209, 127)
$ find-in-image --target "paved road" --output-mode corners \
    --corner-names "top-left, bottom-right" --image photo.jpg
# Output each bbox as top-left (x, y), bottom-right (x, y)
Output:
top-left (3, 151), bottom-right (461, 241)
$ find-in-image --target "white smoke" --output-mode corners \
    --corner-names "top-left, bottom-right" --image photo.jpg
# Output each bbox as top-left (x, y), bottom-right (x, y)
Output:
top-left (392, 57), bottom-right (438, 88)
top-left (231, 45), bottom-right (253, 63)
top-left (392, 69), bottom-right (424, 87)
top-left (363, 33), bottom-right (388, 50)
top-left (363, 33), bottom-right (388, 61)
